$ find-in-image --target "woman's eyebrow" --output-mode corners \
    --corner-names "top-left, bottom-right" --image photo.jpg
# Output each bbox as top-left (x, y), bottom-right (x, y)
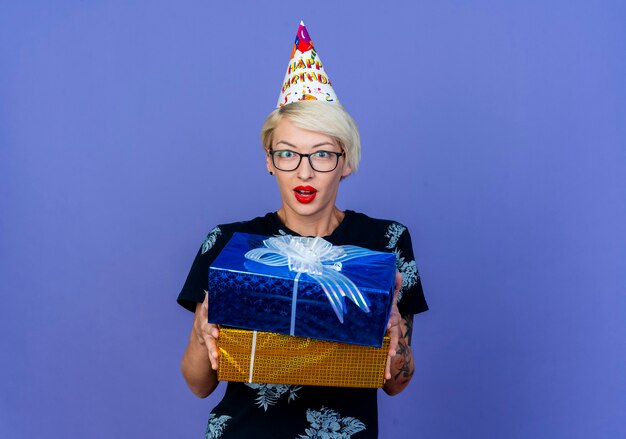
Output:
top-left (275, 140), bottom-right (297, 148)
top-left (275, 141), bottom-right (336, 149)
top-left (311, 142), bottom-right (336, 149)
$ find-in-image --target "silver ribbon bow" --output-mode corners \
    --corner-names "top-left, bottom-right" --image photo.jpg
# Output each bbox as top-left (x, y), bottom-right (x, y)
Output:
top-left (245, 235), bottom-right (377, 331)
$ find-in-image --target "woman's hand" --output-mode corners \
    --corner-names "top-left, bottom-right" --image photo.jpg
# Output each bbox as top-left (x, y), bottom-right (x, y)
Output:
top-left (193, 293), bottom-right (221, 371)
top-left (384, 272), bottom-right (402, 381)
top-left (383, 272), bottom-right (415, 396)
top-left (181, 292), bottom-right (220, 398)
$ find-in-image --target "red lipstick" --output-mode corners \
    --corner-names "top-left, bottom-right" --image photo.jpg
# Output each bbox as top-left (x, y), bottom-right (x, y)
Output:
top-left (293, 185), bottom-right (317, 204)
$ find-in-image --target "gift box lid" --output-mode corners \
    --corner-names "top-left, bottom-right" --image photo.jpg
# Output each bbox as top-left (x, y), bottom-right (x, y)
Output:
top-left (208, 232), bottom-right (396, 347)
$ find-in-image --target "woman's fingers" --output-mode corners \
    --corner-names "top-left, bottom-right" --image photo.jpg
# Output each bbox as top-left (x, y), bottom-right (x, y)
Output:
top-left (202, 292), bottom-right (209, 317)
top-left (384, 272), bottom-right (402, 380)
top-left (203, 326), bottom-right (220, 370)
top-left (199, 292), bottom-right (220, 370)
top-left (384, 355), bottom-right (392, 382)
top-left (385, 316), bottom-right (400, 380)
top-left (394, 271), bottom-right (402, 295)
top-left (387, 272), bottom-right (402, 329)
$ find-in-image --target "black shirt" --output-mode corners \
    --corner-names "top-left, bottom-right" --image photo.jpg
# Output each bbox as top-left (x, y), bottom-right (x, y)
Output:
top-left (178, 210), bottom-right (428, 438)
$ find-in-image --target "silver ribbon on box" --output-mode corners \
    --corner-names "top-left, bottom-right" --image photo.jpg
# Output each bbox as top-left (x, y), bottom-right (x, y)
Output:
top-left (244, 235), bottom-right (379, 335)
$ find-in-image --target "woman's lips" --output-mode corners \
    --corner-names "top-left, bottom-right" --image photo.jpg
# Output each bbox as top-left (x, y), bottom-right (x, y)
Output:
top-left (293, 186), bottom-right (317, 204)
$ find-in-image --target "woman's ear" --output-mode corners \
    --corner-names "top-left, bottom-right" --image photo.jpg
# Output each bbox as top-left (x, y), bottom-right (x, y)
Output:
top-left (341, 164), bottom-right (352, 178)
top-left (266, 151), bottom-right (273, 175)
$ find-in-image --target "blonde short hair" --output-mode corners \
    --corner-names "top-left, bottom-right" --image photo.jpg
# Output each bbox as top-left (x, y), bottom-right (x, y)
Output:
top-left (260, 101), bottom-right (361, 172)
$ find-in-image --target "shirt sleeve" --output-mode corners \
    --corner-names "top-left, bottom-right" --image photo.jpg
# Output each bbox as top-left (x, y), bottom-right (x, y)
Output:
top-left (177, 226), bottom-right (227, 313)
top-left (392, 225), bottom-right (429, 316)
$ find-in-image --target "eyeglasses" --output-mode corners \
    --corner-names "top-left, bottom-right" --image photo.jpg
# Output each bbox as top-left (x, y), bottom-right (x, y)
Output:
top-left (268, 149), bottom-right (345, 172)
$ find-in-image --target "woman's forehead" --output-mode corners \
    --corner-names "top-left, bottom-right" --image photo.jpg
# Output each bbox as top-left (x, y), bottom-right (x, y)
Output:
top-left (273, 119), bottom-right (338, 149)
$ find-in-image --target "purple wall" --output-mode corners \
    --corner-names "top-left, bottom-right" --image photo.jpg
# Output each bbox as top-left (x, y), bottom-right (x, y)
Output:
top-left (1, 1), bottom-right (625, 437)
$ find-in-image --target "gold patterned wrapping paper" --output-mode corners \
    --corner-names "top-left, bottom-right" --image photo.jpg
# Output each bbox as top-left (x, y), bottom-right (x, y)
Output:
top-left (217, 328), bottom-right (390, 388)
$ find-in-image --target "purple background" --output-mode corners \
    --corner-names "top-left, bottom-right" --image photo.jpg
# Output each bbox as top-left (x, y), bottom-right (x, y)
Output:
top-left (1, 1), bottom-right (625, 438)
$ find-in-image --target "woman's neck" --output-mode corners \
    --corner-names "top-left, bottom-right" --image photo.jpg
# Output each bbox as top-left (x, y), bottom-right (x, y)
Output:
top-left (277, 207), bottom-right (345, 237)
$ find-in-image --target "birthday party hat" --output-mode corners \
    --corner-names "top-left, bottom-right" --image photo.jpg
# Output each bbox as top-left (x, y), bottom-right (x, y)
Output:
top-left (277, 21), bottom-right (338, 108)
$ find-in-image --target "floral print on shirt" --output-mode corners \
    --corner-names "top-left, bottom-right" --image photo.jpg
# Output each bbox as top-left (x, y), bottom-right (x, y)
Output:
top-left (201, 227), bottom-right (222, 254)
top-left (245, 383), bottom-right (302, 411)
top-left (385, 223), bottom-right (407, 249)
top-left (298, 406), bottom-right (366, 438)
top-left (393, 249), bottom-right (419, 303)
top-left (205, 413), bottom-right (231, 439)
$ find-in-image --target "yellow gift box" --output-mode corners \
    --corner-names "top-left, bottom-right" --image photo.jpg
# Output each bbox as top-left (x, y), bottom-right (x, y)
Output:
top-left (217, 328), bottom-right (390, 388)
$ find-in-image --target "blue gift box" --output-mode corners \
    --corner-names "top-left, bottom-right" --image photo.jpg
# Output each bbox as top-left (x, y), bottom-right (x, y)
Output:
top-left (208, 232), bottom-right (396, 347)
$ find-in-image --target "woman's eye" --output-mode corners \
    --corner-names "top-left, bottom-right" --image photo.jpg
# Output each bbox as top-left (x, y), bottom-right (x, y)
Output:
top-left (276, 150), bottom-right (295, 158)
top-left (314, 151), bottom-right (331, 159)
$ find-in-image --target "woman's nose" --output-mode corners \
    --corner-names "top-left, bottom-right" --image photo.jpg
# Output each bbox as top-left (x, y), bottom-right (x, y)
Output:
top-left (296, 156), bottom-right (315, 180)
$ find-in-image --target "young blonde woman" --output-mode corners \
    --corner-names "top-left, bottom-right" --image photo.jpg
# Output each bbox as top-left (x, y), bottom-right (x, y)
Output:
top-left (178, 23), bottom-right (427, 439)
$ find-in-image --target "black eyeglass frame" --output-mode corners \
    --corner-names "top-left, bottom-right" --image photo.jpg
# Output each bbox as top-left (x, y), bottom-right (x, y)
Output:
top-left (268, 149), bottom-right (345, 173)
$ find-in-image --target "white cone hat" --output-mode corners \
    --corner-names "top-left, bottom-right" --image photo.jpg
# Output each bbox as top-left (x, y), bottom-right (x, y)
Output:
top-left (277, 21), bottom-right (339, 108)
